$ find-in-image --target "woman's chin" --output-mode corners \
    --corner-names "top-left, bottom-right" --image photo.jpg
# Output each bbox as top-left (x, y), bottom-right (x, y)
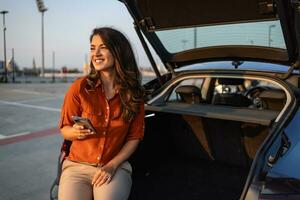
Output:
top-left (93, 65), bottom-right (104, 71)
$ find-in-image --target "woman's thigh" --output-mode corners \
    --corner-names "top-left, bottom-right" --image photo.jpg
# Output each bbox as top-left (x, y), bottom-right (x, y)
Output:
top-left (58, 160), bottom-right (93, 200)
top-left (93, 162), bottom-right (132, 200)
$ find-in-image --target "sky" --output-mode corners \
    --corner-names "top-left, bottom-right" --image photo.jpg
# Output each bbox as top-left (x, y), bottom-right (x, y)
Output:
top-left (0, 0), bottom-right (155, 70)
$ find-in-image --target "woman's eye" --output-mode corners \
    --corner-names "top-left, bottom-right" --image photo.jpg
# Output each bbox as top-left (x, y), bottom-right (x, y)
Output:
top-left (90, 47), bottom-right (95, 51)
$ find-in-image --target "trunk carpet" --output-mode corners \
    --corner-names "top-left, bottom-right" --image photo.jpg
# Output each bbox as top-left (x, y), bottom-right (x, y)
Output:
top-left (129, 157), bottom-right (249, 200)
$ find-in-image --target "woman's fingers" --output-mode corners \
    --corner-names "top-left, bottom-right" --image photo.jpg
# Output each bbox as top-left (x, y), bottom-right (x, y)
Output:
top-left (92, 169), bottom-right (112, 187)
top-left (72, 124), bottom-right (92, 139)
top-left (92, 170), bottom-right (105, 187)
top-left (72, 123), bottom-right (84, 130)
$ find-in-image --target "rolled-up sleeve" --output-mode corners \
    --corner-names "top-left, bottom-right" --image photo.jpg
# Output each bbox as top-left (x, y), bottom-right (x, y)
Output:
top-left (126, 103), bottom-right (145, 141)
top-left (58, 82), bottom-right (82, 129)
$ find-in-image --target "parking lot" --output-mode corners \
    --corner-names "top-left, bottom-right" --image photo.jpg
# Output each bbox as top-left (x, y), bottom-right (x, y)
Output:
top-left (0, 82), bottom-right (69, 200)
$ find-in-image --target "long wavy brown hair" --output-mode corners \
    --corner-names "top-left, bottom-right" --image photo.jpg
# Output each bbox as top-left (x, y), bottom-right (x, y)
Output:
top-left (86, 27), bottom-right (144, 122)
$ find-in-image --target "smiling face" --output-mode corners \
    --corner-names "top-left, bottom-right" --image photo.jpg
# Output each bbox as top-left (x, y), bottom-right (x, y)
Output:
top-left (90, 35), bottom-right (115, 72)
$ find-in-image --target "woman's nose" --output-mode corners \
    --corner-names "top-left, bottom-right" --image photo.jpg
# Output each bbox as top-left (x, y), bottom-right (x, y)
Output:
top-left (95, 47), bottom-right (102, 55)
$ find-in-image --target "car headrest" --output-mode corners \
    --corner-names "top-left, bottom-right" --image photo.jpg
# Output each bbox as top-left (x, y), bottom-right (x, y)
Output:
top-left (218, 78), bottom-right (244, 85)
top-left (175, 85), bottom-right (202, 104)
top-left (175, 85), bottom-right (201, 96)
top-left (213, 93), bottom-right (251, 107)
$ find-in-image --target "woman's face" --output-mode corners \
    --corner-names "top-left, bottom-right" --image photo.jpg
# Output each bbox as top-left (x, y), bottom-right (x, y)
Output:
top-left (90, 35), bottom-right (115, 72)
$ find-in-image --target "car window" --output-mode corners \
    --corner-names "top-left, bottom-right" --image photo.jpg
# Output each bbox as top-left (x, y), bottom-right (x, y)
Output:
top-left (156, 20), bottom-right (285, 53)
top-left (211, 78), bottom-right (285, 109)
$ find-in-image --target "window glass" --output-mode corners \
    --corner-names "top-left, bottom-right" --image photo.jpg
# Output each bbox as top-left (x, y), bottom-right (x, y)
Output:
top-left (156, 20), bottom-right (285, 53)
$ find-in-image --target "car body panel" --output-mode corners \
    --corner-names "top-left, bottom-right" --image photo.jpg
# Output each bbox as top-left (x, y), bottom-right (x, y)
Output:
top-left (267, 108), bottom-right (300, 180)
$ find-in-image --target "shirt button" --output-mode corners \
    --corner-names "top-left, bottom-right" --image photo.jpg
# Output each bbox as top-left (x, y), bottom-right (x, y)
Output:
top-left (97, 156), bottom-right (100, 160)
top-left (106, 106), bottom-right (109, 109)
top-left (105, 118), bottom-right (108, 122)
top-left (103, 131), bottom-right (106, 135)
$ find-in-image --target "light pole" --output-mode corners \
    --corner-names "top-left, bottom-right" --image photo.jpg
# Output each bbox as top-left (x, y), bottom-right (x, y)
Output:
top-left (12, 48), bottom-right (15, 83)
top-left (35, 0), bottom-right (47, 79)
top-left (52, 51), bottom-right (55, 83)
top-left (1, 10), bottom-right (8, 83)
top-left (194, 28), bottom-right (197, 48)
top-left (268, 24), bottom-right (276, 47)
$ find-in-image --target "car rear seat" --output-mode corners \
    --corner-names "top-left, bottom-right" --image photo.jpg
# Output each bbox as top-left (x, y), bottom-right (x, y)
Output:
top-left (174, 85), bottom-right (214, 160)
top-left (206, 78), bottom-right (251, 166)
top-left (174, 84), bottom-right (254, 166)
top-left (242, 123), bottom-right (269, 160)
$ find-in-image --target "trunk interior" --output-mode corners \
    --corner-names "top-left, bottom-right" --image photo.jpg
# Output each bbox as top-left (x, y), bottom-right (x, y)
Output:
top-left (129, 111), bottom-right (269, 200)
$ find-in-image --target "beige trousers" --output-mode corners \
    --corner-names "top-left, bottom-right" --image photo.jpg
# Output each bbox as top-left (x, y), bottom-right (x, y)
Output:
top-left (58, 159), bottom-right (132, 200)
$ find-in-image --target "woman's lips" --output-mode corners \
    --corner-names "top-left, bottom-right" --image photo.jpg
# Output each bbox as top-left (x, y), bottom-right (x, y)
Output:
top-left (94, 59), bottom-right (104, 63)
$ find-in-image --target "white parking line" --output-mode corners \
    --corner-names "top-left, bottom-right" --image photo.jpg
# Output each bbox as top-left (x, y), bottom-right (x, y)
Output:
top-left (17, 96), bottom-right (63, 103)
top-left (0, 100), bottom-right (61, 112)
top-left (0, 134), bottom-right (6, 139)
top-left (11, 89), bottom-right (48, 95)
top-left (0, 131), bottom-right (31, 139)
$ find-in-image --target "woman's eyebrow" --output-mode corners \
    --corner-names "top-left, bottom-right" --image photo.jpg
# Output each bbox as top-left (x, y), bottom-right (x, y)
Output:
top-left (90, 44), bottom-right (105, 47)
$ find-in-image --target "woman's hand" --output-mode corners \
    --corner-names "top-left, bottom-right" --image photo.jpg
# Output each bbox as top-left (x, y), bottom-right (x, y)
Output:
top-left (92, 162), bottom-right (117, 187)
top-left (72, 124), bottom-right (93, 140)
top-left (60, 124), bottom-right (93, 141)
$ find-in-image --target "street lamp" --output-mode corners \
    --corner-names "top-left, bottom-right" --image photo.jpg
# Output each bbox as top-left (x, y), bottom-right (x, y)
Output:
top-left (194, 27), bottom-right (197, 48)
top-left (1, 10), bottom-right (9, 83)
top-left (52, 51), bottom-right (55, 83)
top-left (11, 48), bottom-right (15, 83)
top-left (35, 0), bottom-right (47, 79)
top-left (268, 24), bottom-right (276, 47)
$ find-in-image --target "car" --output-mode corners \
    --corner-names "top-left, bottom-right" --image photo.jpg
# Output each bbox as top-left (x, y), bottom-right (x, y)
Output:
top-left (119, 0), bottom-right (300, 200)
top-left (50, 0), bottom-right (300, 199)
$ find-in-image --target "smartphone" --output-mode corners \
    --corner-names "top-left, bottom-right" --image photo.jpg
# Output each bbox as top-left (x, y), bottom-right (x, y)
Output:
top-left (71, 116), bottom-right (97, 134)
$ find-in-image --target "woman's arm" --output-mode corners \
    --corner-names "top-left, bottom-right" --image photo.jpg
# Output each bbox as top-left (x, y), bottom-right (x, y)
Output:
top-left (92, 139), bottom-right (140, 187)
top-left (108, 139), bottom-right (140, 168)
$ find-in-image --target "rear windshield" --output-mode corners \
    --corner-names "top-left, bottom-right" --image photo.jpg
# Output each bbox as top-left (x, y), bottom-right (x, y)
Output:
top-left (156, 20), bottom-right (286, 53)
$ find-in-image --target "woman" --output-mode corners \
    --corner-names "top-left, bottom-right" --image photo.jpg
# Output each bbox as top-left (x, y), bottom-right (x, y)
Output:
top-left (58, 27), bottom-right (144, 200)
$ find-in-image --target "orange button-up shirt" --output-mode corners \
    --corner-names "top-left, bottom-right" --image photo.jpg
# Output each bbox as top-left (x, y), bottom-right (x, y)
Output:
top-left (59, 77), bottom-right (144, 165)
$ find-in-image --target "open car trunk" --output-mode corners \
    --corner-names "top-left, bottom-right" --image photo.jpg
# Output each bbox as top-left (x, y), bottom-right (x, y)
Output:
top-left (127, 72), bottom-right (293, 200)
top-left (129, 112), bottom-right (268, 200)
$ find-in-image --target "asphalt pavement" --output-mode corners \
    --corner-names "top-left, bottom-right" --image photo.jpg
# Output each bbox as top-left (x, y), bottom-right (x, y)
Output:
top-left (0, 82), bottom-right (69, 200)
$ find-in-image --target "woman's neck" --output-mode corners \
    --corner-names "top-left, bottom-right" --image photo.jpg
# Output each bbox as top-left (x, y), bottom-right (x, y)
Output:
top-left (100, 70), bottom-right (116, 98)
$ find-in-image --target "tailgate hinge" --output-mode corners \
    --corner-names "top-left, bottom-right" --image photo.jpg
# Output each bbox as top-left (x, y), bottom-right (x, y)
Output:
top-left (280, 60), bottom-right (299, 80)
top-left (139, 17), bottom-right (156, 32)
